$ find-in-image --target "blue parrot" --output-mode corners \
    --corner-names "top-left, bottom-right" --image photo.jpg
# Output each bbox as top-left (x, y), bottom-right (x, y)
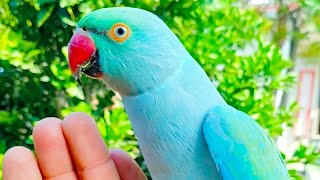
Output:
top-left (67, 7), bottom-right (289, 180)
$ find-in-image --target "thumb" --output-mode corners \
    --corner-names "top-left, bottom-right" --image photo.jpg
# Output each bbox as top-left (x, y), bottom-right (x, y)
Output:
top-left (110, 149), bottom-right (147, 180)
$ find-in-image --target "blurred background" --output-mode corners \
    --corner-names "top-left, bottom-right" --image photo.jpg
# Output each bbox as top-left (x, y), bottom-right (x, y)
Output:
top-left (0, 0), bottom-right (319, 179)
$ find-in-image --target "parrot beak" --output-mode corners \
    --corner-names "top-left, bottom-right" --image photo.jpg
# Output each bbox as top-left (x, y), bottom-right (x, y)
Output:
top-left (68, 29), bottom-right (103, 84)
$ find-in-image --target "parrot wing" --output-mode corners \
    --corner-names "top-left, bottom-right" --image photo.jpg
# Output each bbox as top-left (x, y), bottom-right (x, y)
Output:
top-left (203, 105), bottom-right (289, 180)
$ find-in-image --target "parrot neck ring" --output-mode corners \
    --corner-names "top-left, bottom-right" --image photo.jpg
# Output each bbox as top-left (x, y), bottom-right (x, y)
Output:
top-left (74, 51), bottom-right (103, 83)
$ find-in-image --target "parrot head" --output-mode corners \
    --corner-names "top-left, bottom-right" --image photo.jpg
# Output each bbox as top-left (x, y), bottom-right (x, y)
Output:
top-left (68, 7), bottom-right (186, 95)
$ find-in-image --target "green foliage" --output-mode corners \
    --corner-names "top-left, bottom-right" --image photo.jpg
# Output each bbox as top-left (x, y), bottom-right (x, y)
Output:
top-left (285, 143), bottom-right (320, 178)
top-left (287, 143), bottom-right (320, 165)
top-left (298, 0), bottom-right (320, 24)
top-left (300, 42), bottom-right (320, 62)
top-left (0, 0), bottom-right (316, 178)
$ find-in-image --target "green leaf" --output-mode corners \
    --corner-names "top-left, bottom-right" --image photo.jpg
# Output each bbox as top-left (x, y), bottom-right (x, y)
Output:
top-left (37, 4), bottom-right (55, 27)
top-left (60, 16), bottom-right (77, 26)
top-left (61, 101), bottom-right (91, 116)
top-left (66, 85), bottom-right (85, 100)
top-left (59, 0), bottom-right (80, 8)
top-left (37, 0), bottom-right (56, 6)
top-left (288, 169), bottom-right (304, 179)
top-left (0, 111), bottom-right (17, 124)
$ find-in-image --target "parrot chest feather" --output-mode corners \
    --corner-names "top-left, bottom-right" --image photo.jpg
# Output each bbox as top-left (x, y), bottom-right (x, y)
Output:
top-left (122, 58), bottom-right (225, 179)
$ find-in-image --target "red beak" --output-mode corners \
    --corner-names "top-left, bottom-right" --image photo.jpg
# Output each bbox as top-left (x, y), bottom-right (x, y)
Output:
top-left (68, 29), bottom-right (102, 79)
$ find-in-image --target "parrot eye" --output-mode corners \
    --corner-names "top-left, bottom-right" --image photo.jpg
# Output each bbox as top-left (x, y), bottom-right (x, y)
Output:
top-left (109, 23), bottom-right (130, 43)
top-left (115, 27), bottom-right (125, 36)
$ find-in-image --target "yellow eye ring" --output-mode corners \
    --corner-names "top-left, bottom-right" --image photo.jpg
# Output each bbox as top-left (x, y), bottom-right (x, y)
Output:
top-left (108, 23), bottom-right (131, 43)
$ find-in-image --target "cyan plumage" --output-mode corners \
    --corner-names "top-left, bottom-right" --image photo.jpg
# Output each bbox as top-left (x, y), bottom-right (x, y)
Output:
top-left (68, 7), bottom-right (289, 179)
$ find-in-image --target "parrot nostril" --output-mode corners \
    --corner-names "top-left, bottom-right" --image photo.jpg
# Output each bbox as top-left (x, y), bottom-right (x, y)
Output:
top-left (82, 27), bottom-right (87, 31)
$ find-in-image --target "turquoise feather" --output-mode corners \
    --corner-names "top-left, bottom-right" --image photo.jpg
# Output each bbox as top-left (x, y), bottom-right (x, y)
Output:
top-left (77, 7), bottom-right (289, 179)
top-left (203, 105), bottom-right (289, 179)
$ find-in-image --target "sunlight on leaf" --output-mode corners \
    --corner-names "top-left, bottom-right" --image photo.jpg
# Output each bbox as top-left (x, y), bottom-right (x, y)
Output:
top-left (37, 4), bottom-right (55, 27)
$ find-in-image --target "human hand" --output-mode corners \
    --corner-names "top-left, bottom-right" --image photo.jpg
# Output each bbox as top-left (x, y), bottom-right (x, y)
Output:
top-left (2, 112), bottom-right (147, 180)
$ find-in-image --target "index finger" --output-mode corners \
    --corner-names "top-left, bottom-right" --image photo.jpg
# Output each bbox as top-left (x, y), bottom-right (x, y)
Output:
top-left (62, 112), bottom-right (120, 180)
